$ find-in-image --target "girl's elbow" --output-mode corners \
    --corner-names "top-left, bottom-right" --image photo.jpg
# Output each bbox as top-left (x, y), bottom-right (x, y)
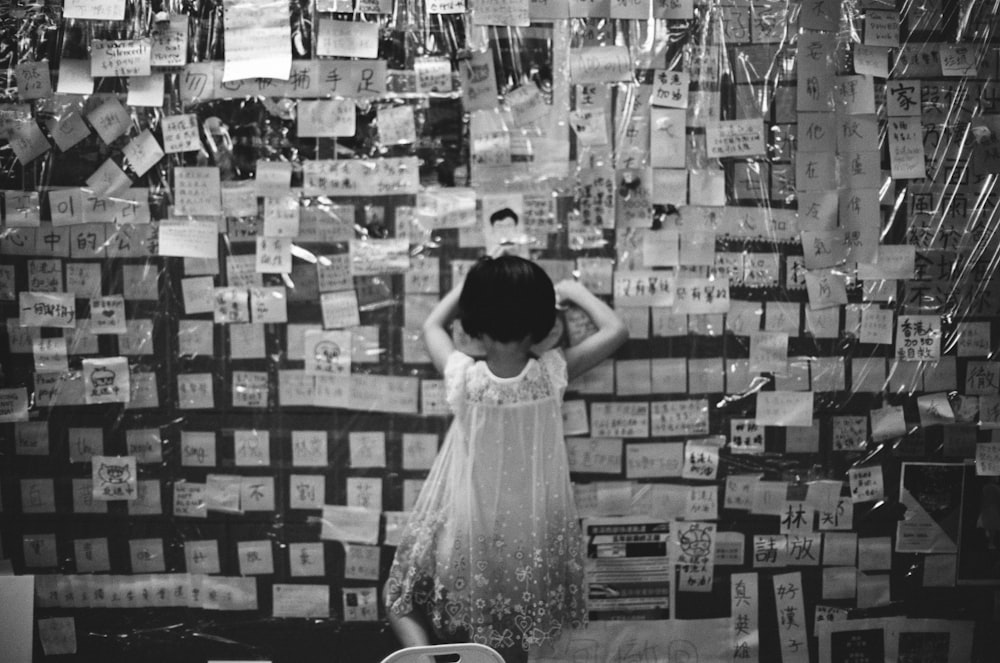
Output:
top-left (613, 321), bottom-right (629, 347)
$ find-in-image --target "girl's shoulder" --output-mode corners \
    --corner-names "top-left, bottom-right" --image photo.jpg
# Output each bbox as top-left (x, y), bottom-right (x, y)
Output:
top-left (536, 348), bottom-right (568, 393)
top-left (444, 351), bottom-right (476, 410)
top-left (445, 350), bottom-right (475, 378)
top-left (536, 348), bottom-right (567, 375)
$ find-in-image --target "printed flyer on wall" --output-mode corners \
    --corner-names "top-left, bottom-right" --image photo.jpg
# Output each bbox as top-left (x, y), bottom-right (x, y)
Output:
top-left (583, 517), bottom-right (670, 620)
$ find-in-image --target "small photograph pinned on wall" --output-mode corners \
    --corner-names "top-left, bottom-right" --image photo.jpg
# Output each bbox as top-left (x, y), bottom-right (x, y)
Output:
top-left (956, 463), bottom-right (1000, 585)
top-left (480, 192), bottom-right (529, 257)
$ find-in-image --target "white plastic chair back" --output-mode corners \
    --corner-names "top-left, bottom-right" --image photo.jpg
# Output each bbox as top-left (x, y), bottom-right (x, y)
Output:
top-left (380, 643), bottom-right (506, 663)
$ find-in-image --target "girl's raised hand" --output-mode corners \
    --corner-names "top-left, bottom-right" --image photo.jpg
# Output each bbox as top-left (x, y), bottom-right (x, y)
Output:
top-left (554, 279), bottom-right (629, 381)
top-left (555, 279), bottom-right (587, 306)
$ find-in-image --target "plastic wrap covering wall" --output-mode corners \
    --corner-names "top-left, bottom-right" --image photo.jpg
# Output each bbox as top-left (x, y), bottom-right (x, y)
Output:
top-left (1, 0), bottom-right (999, 661)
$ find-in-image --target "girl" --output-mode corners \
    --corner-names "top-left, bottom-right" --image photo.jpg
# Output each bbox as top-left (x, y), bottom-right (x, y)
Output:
top-left (383, 255), bottom-right (628, 662)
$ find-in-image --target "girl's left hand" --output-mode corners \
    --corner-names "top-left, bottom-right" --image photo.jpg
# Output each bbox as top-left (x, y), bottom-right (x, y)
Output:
top-left (489, 243), bottom-right (514, 258)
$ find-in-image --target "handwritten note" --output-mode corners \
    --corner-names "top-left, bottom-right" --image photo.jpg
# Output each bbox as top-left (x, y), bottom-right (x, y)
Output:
top-left (38, 617), bottom-right (76, 655)
top-left (319, 505), bottom-right (380, 544)
top-left (122, 129), bottom-right (164, 176)
top-left (158, 220), bottom-right (219, 260)
top-left (298, 99), bottom-right (356, 137)
top-left (887, 117), bottom-right (926, 179)
top-left (82, 356), bottom-right (131, 404)
top-left (473, 0), bottom-right (530, 26)
top-left (15, 60), bottom-right (52, 100)
top-left (569, 46), bottom-right (632, 83)
top-left (626, 441), bottom-right (681, 478)
top-left (7, 119), bottom-right (50, 164)
top-left (302, 157), bottom-right (419, 197)
top-left (772, 572), bottom-right (809, 663)
top-left (941, 43), bottom-right (979, 77)
top-left (895, 314), bottom-right (940, 361)
top-left (651, 69), bottom-right (688, 108)
top-left (705, 119), bottom-right (766, 158)
top-left (223, 0), bottom-right (291, 81)
top-left (590, 402), bottom-right (649, 438)
top-left (650, 399), bottom-right (709, 437)
top-left (63, 0), bottom-right (125, 20)
top-left (160, 114), bottom-right (200, 153)
top-left (86, 96), bottom-right (131, 145)
top-left (151, 15), bottom-right (188, 67)
top-left (20, 291), bottom-right (76, 328)
top-left (848, 465), bottom-right (885, 503)
top-left (172, 167), bottom-right (222, 215)
top-left (91, 39), bottom-right (151, 77)
top-left (864, 10), bottom-right (900, 47)
top-left (89, 295), bottom-right (127, 334)
top-left (460, 50), bottom-right (498, 111)
top-left (317, 18), bottom-right (379, 59)
top-left (91, 455), bottom-right (137, 501)
top-left (303, 329), bottom-right (352, 374)
top-left (273, 584), bottom-right (329, 618)
top-left (755, 391), bottom-right (814, 427)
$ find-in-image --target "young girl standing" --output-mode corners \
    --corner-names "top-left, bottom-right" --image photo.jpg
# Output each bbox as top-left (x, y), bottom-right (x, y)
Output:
top-left (383, 255), bottom-right (628, 662)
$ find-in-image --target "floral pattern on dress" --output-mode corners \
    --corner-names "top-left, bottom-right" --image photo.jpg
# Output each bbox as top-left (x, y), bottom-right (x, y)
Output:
top-left (385, 349), bottom-right (585, 652)
top-left (386, 508), bottom-right (585, 651)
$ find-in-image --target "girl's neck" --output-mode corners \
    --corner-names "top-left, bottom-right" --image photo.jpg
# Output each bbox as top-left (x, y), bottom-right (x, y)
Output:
top-left (483, 336), bottom-right (533, 378)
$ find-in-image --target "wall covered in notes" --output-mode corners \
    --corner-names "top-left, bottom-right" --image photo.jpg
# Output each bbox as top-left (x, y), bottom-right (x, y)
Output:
top-left (2, 0), bottom-right (1000, 661)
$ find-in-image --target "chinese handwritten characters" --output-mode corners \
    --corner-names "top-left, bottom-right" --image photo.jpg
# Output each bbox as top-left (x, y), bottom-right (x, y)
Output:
top-left (731, 573), bottom-right (758, 661)
top-left (895, 314), bottom-right (941, 361)
top-left (772, 572), bottom-right (809, 663)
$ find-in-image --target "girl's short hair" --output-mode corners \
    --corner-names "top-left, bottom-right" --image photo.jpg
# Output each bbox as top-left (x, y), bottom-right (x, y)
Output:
top-left (459, 255), bottom-right (556, 343)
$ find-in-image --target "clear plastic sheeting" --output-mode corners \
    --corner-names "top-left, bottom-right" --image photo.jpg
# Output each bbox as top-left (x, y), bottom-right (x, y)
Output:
top-left (0, 0), bottom-right (999, 661)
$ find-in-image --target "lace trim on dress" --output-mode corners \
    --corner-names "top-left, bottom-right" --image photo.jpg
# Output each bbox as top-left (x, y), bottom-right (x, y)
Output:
top-left (465, 359), bottom-right (556, 405)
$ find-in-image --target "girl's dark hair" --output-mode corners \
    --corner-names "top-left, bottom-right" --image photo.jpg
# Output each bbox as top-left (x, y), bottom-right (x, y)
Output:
top-left (459, 255), bottom-right (556, 343)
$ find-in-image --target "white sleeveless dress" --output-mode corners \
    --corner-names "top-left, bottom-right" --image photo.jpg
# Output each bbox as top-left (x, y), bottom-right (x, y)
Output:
top-left (384, 349), bottom-right (586, 652)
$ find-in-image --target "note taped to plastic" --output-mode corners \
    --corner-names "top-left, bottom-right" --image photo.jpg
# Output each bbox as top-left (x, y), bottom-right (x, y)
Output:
top-left (302, 157), bottom-right (419, 197)
top-left (63, 0), bottom-right (125, 20)
top-left (3, 190), bottom-right (40, 227)
top-left (755, 391), bottom-right (814, 427)
top-left (888, 117), bottom-right (926, 180)
top-left (319, 504), bottom-right (380, 544)
top-left (473, 0), bottom-right (529, 26)
top-left (127, 74), bottom-right (165, 107)
top-left (416, 188), bottom-right (477, 229)
top-left (161, 114), bottom-right (201, 153)
top-left (151, 15), bottom-right (188, 67)
top-left (272, 584), bottom-right (329, 619)
top-left (533, 618), bottom-right (731, 663)
top-left (705, 119), bottom-right (766, 158)
top-left (569, 46), bottom-right (632, 83)
top-left (298, 99), bottom-right (356, 137)
top-left (56, 59), bottom-right (94, 95)
top-left (91, 455), bottom-right (138, 501)
top-left (91, 39), bottom-right (151, 78)
top-left (37, 616), bottom-right (76, 656)
top-left (158, 220), bottom-right (219, 260)
top-left (15, 61), bottom-right (52, 100)
top-left (223, 0), bottom-right (291, 81)
top-left (853, 44), bottom-right (889, 78)
top-left (613, 269), bottom-right (675, 307)
top-left (20, 291), bottom-right (76, 328)
top-left (82, 356), bottom-right (131, 404)
top-left (317, 18), bottom-right (380, 58)
top-left (0, 387), bottom-right (30, 423)
top-left (351, 238), bottom-right (410, 276)
top-left (173, 166), bottom-right (222, 215)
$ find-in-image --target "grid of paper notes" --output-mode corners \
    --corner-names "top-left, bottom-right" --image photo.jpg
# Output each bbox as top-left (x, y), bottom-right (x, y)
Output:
top-left (0, 0), bottom-right (997, 661)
